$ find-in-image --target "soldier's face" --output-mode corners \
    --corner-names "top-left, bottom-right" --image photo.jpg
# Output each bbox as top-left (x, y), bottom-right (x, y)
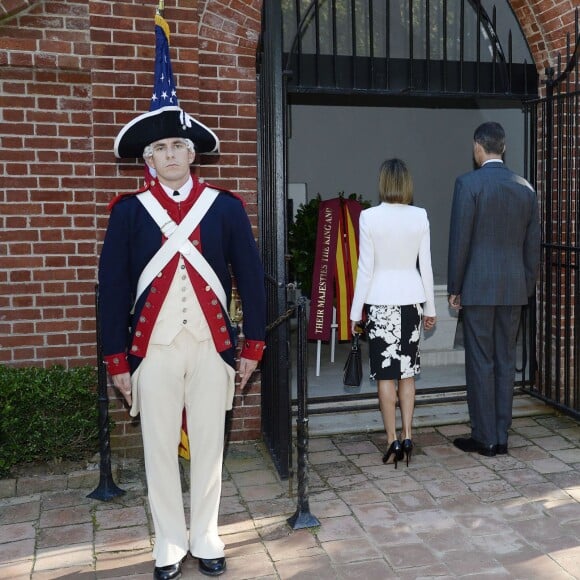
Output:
top-left (146, 138), bottom-right (195, 186)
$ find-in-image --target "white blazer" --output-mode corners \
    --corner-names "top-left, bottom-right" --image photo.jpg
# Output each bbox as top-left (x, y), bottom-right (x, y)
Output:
top-left (350, 202), bottom-right (436, 320)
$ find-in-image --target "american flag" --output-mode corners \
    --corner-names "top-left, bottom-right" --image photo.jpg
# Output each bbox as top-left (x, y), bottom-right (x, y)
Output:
top-left (150, 11), bottom-right (190, 460)
top-left (150, 13), bottom-right (179, 111)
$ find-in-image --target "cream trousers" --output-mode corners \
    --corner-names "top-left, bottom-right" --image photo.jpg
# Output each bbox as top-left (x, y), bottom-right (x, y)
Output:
top-left (131, 329), bottom-right (235, 566)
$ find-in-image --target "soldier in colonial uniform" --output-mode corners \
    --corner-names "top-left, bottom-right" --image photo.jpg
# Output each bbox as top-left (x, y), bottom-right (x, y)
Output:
top-left (98, 104), bottom-right (266, 579)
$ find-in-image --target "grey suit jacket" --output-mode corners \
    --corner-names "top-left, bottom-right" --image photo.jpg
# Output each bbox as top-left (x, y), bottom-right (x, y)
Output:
top-left (447, 161), bottom-right (540, 306)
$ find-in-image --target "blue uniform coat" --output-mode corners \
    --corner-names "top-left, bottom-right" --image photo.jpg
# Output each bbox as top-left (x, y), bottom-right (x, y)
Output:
top-left (98, 177), bottom-right (266, 373)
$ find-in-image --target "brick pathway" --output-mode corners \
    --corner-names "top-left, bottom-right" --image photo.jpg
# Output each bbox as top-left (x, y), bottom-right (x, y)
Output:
top-left (2, 412), bottom-right (580, 578)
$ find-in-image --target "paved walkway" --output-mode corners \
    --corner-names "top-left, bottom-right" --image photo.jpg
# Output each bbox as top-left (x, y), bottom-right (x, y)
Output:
top-left (2, 407), bottom-right (580, 578)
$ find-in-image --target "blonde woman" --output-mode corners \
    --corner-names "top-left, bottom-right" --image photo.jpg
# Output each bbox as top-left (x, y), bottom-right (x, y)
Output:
top-left (350, 159), bottom-right (436, 468)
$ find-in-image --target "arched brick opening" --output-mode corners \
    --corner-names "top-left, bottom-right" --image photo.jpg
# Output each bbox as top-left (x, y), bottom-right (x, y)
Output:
top-left (197, 0), bottom-right (262, 200)
top-left (509, 0), bottom-right (577, 79)
top-left (196, 0), bottom-right (263, 440)
top-left (0, 0), bottom-right (38, 20)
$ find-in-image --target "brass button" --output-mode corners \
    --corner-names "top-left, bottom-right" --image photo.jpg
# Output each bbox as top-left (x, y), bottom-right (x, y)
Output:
top-left (140, 316), bottom-right (146, 323)
top-left (145, 302), bottom-right (151, 308)
top-left (113, 357), bottom-right (119, 364)
top-left (211, 299), bottom-right (218, 306)
top-left (135, 331), bottom-right (142, 337)
top-left (217, 313), bottom-right (223, 319)
top-left (131, 345), bottom-right (138, 352)
top-left (205, 285), bottom-right (211, 291)
top-left (151, 287), bottom-right (157, 293)
top-left (220, 326), bottom-right (226, 332)
top-left (193, 240), bottom-right (199, 246)
top-left (225, 339), bottom-right (231, 346)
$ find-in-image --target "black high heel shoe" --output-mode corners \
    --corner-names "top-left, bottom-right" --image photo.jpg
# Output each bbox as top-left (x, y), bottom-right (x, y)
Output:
top-left (382, 440), bottom-right (404, 469)
top-left (402, 439), bottom-right (413, 467)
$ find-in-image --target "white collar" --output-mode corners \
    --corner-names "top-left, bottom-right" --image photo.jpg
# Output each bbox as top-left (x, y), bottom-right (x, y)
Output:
top-left (482, 159), bottom-right (503, 166)
top-left (160, 176), bottom-right (193, 201)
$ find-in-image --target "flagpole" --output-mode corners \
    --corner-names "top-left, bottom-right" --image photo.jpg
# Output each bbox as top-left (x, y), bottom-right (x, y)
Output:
top-left (157, 0), bottom-right (165, 16)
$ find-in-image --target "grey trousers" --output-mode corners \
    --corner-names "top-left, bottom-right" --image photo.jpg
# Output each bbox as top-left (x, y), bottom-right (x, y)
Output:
top-left (462, 305), bottom-right (522, 447)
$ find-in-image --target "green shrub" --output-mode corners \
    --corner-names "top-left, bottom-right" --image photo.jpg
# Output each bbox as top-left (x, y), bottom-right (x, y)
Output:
top-left (288, 194), bottom-right (321, 298)
top-left (0, 365), bottom-right (99, 477)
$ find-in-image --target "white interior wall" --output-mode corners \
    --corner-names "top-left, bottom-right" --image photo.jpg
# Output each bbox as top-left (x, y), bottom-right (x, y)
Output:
top-left (288, 105), bottom-right (526, 284)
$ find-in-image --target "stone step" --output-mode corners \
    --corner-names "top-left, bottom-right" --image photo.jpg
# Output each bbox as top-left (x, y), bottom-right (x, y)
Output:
top-left (293, 393), bottom-right (553, 436)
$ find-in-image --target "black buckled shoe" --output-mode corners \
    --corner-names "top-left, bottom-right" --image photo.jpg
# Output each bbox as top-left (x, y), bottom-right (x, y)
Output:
top-left (154, 558), bottom-right (184, 580)
top-left (199, 557), bottom-right (226, 576)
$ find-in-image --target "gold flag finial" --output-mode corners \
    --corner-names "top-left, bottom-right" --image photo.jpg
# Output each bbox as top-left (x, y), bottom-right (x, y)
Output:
top-left (157, 1), bottom-right (165, 16)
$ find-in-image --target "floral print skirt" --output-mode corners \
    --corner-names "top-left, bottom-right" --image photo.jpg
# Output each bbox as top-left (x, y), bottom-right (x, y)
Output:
top-left (365, 303), bottom-right (423, 380)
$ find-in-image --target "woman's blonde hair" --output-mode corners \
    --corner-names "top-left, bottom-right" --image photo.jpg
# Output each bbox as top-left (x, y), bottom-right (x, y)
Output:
top-left (378, 158), bottom-right (413, 204)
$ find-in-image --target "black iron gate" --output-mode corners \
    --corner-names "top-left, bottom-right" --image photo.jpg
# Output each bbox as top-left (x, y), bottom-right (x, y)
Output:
top-left (524, 8), bottom-right (580, 418)
top-left (283, 0), bottom-right (536, 102)
top-left (256, 1), bottom-right (292, 478)
top-left (256, 1), bottom-right (541, 478)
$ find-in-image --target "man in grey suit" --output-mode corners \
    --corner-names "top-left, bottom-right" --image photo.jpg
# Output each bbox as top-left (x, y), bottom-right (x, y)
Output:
top-left (448, 121), bottom-right (540, 457)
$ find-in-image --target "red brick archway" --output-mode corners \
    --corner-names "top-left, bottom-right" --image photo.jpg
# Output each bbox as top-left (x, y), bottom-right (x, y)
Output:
top-left (196, 0), bottom-right (263, 440)
top-left (509, 0), bottom-right (577, 78)
top-left (197, 0), bottom-right (262, 204)
top-left (0, 0), bottom-right (38, 20)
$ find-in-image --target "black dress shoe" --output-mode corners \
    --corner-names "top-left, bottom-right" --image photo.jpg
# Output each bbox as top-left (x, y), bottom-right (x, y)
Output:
top-left (496, 443), bottom-right (508, 455)
top-left (453, 437), bottom-right (496, 456)
top-left (453, 437), bottom-right (481, 452)
top-left (199, 557), bottom-right (226, 576)
top-left (154, 559), bottom-right (183, 580)
top-left (478, 444), bottom-right (497, 457)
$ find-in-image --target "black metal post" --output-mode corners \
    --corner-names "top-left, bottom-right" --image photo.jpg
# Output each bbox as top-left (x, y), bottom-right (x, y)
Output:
top-left (87, 284), bottom-right (125, 501)
top-left (287, 297), bottom-right (320, 530)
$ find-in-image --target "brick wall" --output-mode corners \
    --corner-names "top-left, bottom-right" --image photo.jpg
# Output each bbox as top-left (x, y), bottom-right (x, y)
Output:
top-left (0, 0), bottom-right (263, 455)
top-left (0, 2), bottom-right (95, 368)
top-left (0, 0), bottom-right (578, 453)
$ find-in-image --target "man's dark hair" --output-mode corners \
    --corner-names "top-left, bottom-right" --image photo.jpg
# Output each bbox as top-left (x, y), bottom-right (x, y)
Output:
top-left (473, 122), bottom-right (505, 155)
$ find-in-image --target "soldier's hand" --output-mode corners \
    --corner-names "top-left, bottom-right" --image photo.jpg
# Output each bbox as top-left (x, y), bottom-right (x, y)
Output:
top-left (112, 372), bottom-right (132, 406)
top-left (238, 357), bottom-right (258, 391)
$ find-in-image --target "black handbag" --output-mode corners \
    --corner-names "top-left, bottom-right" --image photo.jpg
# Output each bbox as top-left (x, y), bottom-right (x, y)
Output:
top-left (343, 332), bottom-right (363, 387)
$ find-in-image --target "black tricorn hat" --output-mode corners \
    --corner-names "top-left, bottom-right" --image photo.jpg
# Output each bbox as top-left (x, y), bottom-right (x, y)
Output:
top-left (114, 105), bottom-right (220, 159)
